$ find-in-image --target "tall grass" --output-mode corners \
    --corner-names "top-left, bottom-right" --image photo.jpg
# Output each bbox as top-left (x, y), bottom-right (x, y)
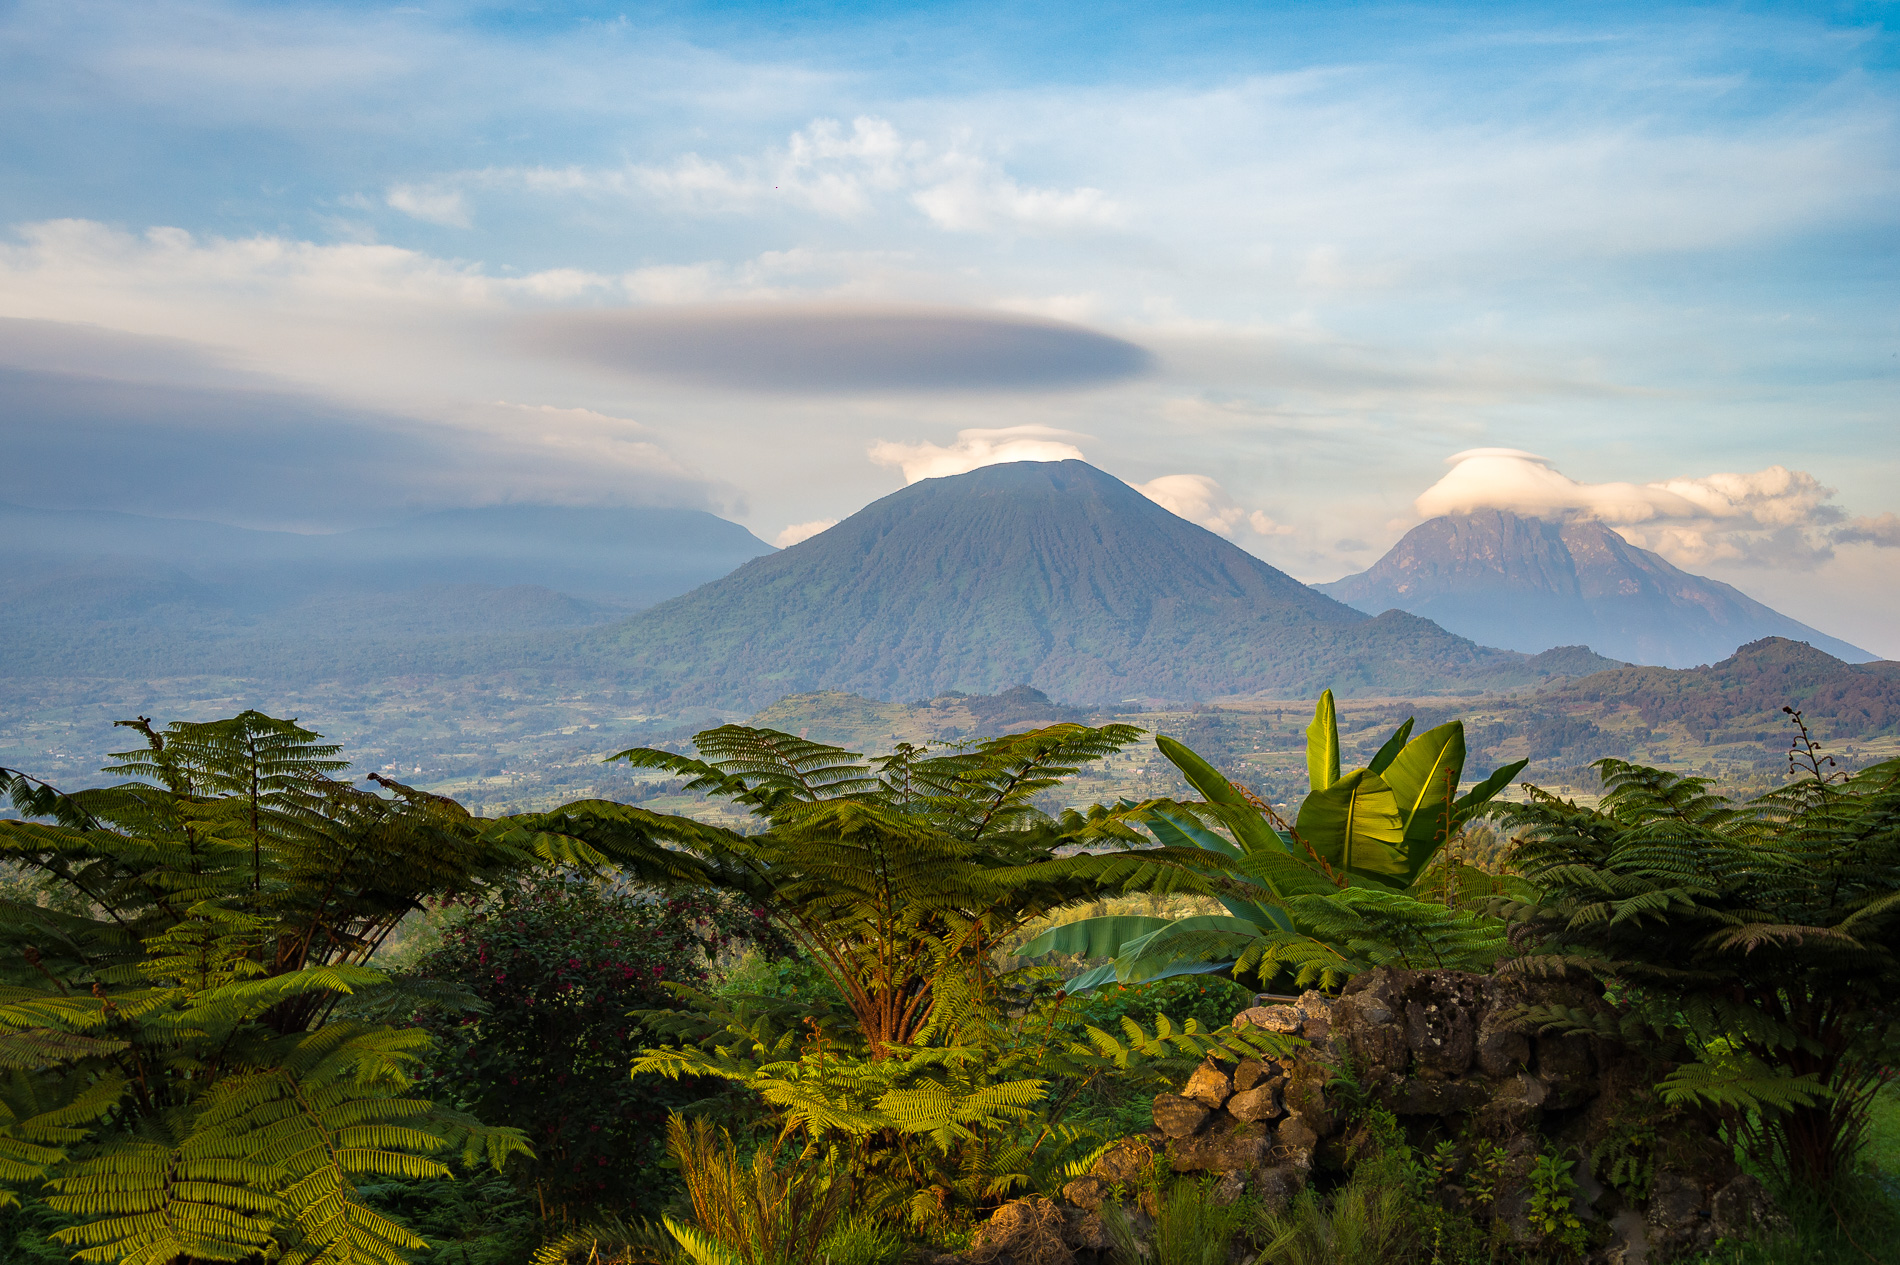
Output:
top-left (1252, 1181), bottom-right (1412, 1265)
top-left (1103, 1178), bottom-right (1247, 1265)
top-left (663, 1114), bottom-right (853, 1265)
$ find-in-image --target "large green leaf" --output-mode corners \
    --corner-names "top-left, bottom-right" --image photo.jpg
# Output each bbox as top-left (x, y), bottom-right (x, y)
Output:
top-left (1294, 768), bottom-right (1406, 881)
top-left (1366, 719), bottom-right (1415, 775)
top-left (1018, 916), bottom-right (1174, 961)
top-left (1305, 691), bottom-right (1340, 793)
top-left (1383, 722), bottom-right (1467, 881)
top-left (1061, 961), bottom-right (1125, 994)
top-left (1122, 915), bottom-right (1267, 975)
top-left (1144, 813), bottom-right (1287, 929)
top-left (1452, 758), bottom-right (1530, 826)
top-left (1153, 736), bottom-right (1284, 856)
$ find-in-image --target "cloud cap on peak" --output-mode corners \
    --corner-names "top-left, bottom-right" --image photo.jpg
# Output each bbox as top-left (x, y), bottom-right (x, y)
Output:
top-left (869, 425), bottom-right (1088, 483)
top-left (522, 303), bottom-right (1154, 395)
top-left (1414, 448), bottom-right (1843, 567)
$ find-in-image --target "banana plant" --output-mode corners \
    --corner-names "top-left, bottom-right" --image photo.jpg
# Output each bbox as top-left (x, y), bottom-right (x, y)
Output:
top-left (1020, 691), bottom-right (1526, 991)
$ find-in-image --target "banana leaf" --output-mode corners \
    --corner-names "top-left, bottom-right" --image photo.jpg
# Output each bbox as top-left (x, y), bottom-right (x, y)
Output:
top-left (1114, 915), bottom-right (1264, 983)
top-left (1294, 768), bottom-right (1406, 885)
top-left (1146, 811), bottom-right (1292, 931)
top-left (1305, 690), bottom-right (1340, 792)
top-left (1452, 758), bottom-right (1530, 825)
top-left (1153, 735), bottom-right (1287, 856)
top-left (1062, 957), bottom-right (1232, 994)
top-left (1018, 915), bottom-right (1173, 961)
top-left (1382, 721), bottom-right (1466, 882)
top-left (1367, 718), bottom-right (1415, 775)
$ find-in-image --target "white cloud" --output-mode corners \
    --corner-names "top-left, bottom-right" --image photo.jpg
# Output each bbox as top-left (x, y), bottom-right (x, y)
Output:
top-left (1414, 449), bottom-right (1846, 567)
top-left (477, 115), bottom-right (1121, 235)
top-left (868, 425), bottom-right (1087, 483)
top-left (773, 518), bottom-right (837, 547)
top-left (1131, 473), bottom-right (1295, 540)
top-left (385, 184), bottom-right (470, 228)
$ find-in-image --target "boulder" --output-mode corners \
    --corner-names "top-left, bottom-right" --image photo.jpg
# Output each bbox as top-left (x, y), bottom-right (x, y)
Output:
top-left (1053, 967), bottom-right (1774, 1264)
top-left (1151, 1094), bottom-right (1211, 1138)
top-left (1169, 1122), bottom-right (1268, 1174)
top-left (1182, 1059), bottom-right (1233, 1109)
top-left (1060, 1175), bottom-right (1109, 1211)
top-left (1252, 1162), bottom-right (1305, 1214)
top-left (1088, 1138), bottom-right (1156, 1187)
top-left (1236, 1004), bottom-right (1303, 1034)
top-left (1226, 1084), bottom-right (1283, 1122)
top-left (1232, 1058), bottom-right (1276, 1092)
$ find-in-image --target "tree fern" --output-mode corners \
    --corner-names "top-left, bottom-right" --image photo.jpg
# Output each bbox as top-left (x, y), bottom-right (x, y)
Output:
top-left (1495, 712), bottom-right (1900, 1188)
top-left (0, 715), bottom-right (539, 1264)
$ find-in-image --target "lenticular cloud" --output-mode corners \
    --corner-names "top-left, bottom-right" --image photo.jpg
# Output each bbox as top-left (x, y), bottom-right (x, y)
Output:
top-left (1415, 449), bottom-right (1843, 567)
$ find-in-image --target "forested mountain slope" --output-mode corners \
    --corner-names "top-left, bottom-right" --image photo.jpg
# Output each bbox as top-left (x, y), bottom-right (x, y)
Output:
top-left (587, 461), bottom-right (1619, 709)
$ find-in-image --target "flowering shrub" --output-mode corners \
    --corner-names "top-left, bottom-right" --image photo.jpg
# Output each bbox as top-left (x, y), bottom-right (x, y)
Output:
top-left (406, 877), bottom-right (765, 1222)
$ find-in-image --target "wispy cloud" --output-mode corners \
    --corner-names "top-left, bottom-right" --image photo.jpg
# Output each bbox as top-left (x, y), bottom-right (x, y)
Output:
top-left (385, 185), bottom-right (470, 228)
top-left (1131, 474), bottom-right (1294, 541)
top-left (469, 114), bottom-right (1123, 234)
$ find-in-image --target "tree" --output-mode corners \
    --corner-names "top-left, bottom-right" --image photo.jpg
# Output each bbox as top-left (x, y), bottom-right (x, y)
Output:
top-left (517, 723), bottom-right (1291, 1227)
top-left (0, 713), bottom-right (539, 1265)
top-left (1018, 691), bottom-right (1527, 991)
top-left (509, 724), bottom-right (1222, 1054)
top-left (1494, 711), bottom-right (1900, 1188)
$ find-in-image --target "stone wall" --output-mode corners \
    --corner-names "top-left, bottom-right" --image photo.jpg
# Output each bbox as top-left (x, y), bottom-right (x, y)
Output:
top-left (960, 968), bottom-right (1780, 1265)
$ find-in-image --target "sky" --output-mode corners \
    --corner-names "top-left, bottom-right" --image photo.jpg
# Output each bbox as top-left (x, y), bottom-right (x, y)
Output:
top-left (1, 0), bottom-right (1897, 653)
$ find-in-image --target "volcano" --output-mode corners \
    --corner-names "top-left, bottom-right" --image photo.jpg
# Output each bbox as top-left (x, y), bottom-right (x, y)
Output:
top-left (589, 461), bottom-right (1616, 709)
top-left (1317, 510), bottom-right (1870, 669)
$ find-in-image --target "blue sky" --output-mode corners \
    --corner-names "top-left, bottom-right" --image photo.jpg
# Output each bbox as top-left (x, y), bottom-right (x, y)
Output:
top-left (2, 0), bottom-right (1896, 652)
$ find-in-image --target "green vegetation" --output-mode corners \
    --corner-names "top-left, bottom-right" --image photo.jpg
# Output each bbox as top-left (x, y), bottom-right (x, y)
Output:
top-left (3, 693), bottom-right (1896, 1265)
top-left (0, 713), bottom-right (539, 1265)
top-left (1018, 691), bottom-right (1525, 990)
top-left (1496, 710), bottom-right (1900, 1189)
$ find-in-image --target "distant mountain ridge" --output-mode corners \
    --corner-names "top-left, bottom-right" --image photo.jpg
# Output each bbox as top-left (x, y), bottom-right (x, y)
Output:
top-left (1318, 510), bottom-right (1869, 668)
top-left (587, 460), bottom-right (1621, 709)
top-left (0, 502), bottom-right (774, 679)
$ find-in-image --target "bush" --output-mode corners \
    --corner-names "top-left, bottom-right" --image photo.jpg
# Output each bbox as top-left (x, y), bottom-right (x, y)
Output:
top-left (406, 876), bottom-right (766, 1223)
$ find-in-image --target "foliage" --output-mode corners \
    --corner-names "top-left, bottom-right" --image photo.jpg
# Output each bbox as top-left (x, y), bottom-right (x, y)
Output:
top-left (1681, 1170), bottom-right (1900, 1265)
top-left (1102, 1177), bottom-right (1246, 1265)
top-left (635, 982), bottom-right (1294, 1225)
top-left (405, 876), bottom-right (766, 1224)
top-left (530, 1213), bottom-right (684, 1265)
top-left (1494, 710), bottom-right (1900, 1188)
top-left (813, 1214), bottom-right (906, 1265)
top-left (1252, 1181), bottom-right (1412, 1265)
top-left (1070, 977), bottom-right (1258, 1042)
top-left (354, 1166), bottom-right (538, 1265)
top-left (662, 1113), bottom-right (852, 1265)
top-left (1525, 1151), bottom-right (1586, 1255)
top-left (518, 723), bottom-right (1230, 1055)
top-left (0, 712), bottom-right (548, 1265)
top-left (1020, 692), bottom-right (1525, 991)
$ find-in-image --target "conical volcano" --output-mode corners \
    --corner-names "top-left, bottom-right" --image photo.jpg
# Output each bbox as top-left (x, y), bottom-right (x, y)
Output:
top-left (587, 461), bottom-right (1614, 708)
top-left (1317, 510), bottom-right (1871, 668)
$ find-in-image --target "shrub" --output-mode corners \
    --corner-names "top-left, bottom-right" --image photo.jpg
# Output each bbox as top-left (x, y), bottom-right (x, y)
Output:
top-left (406, 876), bottom-right (764, 1223)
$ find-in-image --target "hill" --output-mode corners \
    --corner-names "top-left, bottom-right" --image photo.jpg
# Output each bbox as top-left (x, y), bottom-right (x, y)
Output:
top-left (587, 461), bottom-right (1621, 709)
top-left (0, 502), bottom-right (773, 680)
top-left (1317, 510), bottom-right (1870, 668)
